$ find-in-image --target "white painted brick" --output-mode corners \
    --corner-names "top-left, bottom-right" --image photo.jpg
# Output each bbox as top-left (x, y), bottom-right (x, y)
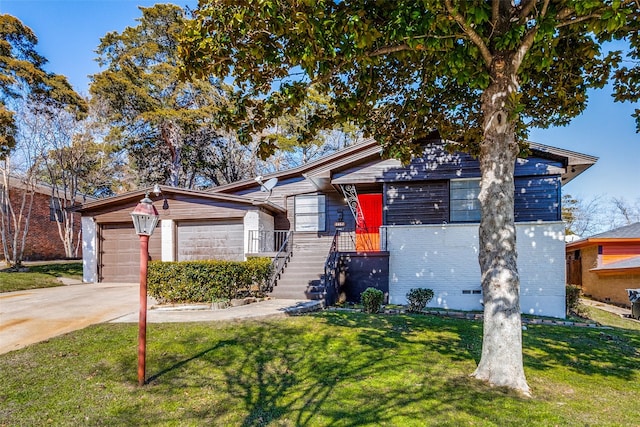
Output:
top-left (81, 217), bottom-right (97, 283)
top-left (161, 219), bottom-right (175, 262)
top-left (385, 221), bottom-right (566, 318)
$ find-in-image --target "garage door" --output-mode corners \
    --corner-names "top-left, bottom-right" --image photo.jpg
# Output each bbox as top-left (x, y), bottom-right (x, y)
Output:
top-left (177, 220), bottom-right (244, 261)
top-left (100, 223), bottom-right (162, 283)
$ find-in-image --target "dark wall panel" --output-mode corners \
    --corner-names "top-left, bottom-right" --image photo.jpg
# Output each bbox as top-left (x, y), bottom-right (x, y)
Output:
top-left (384, 181), bottom-right (449, 225)
top-left (514, 176), bottom-right (561, 221)
top-left (381, 144), bottom-right (564, 183)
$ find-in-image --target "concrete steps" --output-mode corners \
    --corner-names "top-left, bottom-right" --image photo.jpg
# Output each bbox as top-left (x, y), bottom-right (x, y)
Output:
top-left (269, 233), bottom-right (333, 300)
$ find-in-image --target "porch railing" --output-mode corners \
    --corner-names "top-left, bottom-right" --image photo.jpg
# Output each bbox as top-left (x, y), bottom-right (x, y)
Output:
top-left (248, 230), bottom-right (291, 254)
top-left (332, 228), bottom-right (388, 252)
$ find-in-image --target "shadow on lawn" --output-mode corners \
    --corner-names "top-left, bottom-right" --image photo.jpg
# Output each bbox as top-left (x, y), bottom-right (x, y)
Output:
top-left (106, 312), bottom-right (638, 425)
top-left (123, 312), bottom-right (519, 426)
top-left (523, 325), bottom-right (640, 379)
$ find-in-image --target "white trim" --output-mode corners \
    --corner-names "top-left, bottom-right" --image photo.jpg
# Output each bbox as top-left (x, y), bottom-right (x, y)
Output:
top-left (81, 217), bottom-right (97, 283)
top-left (161, 220), bottom-right (175, 262)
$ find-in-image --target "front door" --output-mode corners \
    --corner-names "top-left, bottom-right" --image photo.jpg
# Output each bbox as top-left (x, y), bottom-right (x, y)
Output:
top-left (356, 194), bottom-right (382, 251)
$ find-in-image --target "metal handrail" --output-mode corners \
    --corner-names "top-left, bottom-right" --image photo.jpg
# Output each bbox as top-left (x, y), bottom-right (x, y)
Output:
top-left (248, 230), bottom-right (290, 253)
top-left (321, 230), bottom-right (342, 306)
top-left (267, 231), bottom-right (293, 292)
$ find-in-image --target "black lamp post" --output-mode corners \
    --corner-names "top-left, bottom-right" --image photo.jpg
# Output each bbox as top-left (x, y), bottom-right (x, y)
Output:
top-left (130, 193), bottom-right (159, 386)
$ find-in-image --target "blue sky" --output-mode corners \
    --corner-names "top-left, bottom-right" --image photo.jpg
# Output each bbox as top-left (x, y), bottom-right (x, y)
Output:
top-left (1, 0), bottom-right (638, 203)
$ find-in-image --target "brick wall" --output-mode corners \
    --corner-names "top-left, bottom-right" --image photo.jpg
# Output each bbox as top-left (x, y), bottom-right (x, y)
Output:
top-left (1, 187), bottom-right (82, 261)
top-left (384, 221), bottom-right (566, 318)
top-left (580, 245), bottom-right (638, 307)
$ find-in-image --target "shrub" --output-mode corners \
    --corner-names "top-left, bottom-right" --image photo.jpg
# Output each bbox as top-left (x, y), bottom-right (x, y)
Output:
top-left (566, 284), bottom-right (582, 315)
top-left (147, 258), bottom-right (272, 304)
top-left (361, 287), bottom-right (384, 314)
top-left (406, 288), bottom-right (434, 313)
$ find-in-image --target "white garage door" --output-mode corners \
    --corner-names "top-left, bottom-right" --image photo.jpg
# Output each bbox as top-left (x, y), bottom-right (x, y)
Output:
top-left (177, 220), bottom-right (244, 261)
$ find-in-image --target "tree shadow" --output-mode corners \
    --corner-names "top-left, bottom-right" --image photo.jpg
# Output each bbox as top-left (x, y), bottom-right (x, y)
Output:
top-left (522, 325), bottom-right (640, 380)
top-left (101, 311), bottom-right (638, 425)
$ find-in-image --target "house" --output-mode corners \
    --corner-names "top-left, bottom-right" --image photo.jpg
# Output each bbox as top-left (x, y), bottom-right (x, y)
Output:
top-left (0, 175), bottom-right (84, 262)
top-left (78, 137), bottom-right (597, 318)
top-left (566, 222), bottom-right (640, 307)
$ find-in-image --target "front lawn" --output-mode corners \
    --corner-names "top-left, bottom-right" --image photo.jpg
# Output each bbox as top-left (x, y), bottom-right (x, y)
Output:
top-left (0, 262), bottom-right (82, 293)
top-left (1, 310), bottom-right (638, 426)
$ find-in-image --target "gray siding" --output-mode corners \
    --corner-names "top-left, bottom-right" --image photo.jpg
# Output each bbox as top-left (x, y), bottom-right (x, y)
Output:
top-left (177, 220), bottom-right (244, 261)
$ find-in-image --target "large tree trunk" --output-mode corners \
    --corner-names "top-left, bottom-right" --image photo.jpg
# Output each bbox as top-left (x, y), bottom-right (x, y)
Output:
top-left (472, 68), bottom-right (530, 395)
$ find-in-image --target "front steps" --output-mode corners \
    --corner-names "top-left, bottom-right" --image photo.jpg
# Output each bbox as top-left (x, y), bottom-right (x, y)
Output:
top-left (269, 233), bottom-right (334, 300)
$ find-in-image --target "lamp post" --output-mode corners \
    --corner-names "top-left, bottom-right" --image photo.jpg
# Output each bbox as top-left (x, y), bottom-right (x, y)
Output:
top-left (130, 193), bottom-right (159, 386)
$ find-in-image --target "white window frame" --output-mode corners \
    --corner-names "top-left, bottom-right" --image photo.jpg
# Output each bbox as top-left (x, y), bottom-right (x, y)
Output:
top-left (294, 194), bottom-right (326, 232)
top-left (450, 178), bottom-right (481, 223)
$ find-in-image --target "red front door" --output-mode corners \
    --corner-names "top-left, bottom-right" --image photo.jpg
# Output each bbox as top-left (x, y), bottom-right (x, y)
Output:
top-left (356, 193), bottom-right (382, 251)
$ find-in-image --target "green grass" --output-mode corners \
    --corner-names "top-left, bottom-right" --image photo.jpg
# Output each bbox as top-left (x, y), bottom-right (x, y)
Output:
top-left (582, 305), bottom-right (640, 331)
top-left (0, 262), bottom-right (82, 293)
top-left (1, 310), bottom-right (638, 426)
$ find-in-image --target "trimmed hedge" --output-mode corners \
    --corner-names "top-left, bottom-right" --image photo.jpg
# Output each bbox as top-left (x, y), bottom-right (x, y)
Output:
top-left (147, 257), bottom-right (273, 304)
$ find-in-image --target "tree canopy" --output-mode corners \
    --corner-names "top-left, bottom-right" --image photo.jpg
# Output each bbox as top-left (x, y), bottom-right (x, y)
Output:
top-left (181, 1), bottom-right (637, 159)
top-left (181, 0), bottom-right (639, 395)
top-left (90, 4), bottom-right (245, 188)
top-left (0, 14), bottom-right (86, 159)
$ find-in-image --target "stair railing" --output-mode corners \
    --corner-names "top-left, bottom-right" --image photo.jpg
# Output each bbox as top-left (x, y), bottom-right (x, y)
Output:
top-left (321, 230), bottom-right (342, 306)
top-left (267, 231), bottom-right (293, 293)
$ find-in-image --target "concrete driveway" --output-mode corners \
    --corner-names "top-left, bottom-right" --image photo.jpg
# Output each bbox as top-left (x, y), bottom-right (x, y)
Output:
top-left (0, 282), bottom-right (321, 355)
top-left (0, 282), bottom-right (140, 355)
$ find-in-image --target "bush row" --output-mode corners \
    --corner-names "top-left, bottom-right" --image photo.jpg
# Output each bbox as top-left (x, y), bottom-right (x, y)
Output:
top-left (147, 257), bottom-right (272, 304)
top-left (360, 287), bottom-right (436, 314)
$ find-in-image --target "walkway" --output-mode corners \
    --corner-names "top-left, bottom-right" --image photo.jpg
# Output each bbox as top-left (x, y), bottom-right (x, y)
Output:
top-left (580, 298), bottom-right (632, 317)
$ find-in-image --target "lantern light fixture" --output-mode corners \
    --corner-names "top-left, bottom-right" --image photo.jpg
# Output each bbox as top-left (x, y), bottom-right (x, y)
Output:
top-left (131, 193), bottom-right (159, 236)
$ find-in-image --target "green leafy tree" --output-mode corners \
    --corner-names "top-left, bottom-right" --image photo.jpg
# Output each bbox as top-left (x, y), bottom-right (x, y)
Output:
top-left (0, 15), bottom-right (85, 267)
top-left (90, 4), bottom-right (245, 188)
top-left (270, 86), bottom-right (361, 168)
top-left (181, 1), bottom-right (639, 394)
top-left (0, 14), bottom-right (86, 159)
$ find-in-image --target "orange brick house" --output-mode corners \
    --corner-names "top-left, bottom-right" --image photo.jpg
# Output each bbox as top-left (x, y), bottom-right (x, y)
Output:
top-left (0, 176), bottom-right (84, 262)
top-left (566, 222), bottom-right (640, 307)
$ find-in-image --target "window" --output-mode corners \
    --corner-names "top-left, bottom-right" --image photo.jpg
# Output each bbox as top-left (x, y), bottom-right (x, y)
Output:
top-left (295, 195), bottom-right (326, 232)
top-left (50, 197), bottom-right (63, 222)
top-left (450, 178), bottom-right (481, 222)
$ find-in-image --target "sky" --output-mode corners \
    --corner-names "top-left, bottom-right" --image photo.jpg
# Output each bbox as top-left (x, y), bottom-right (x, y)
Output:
top-left (1, 0), bottom-right (639, 204)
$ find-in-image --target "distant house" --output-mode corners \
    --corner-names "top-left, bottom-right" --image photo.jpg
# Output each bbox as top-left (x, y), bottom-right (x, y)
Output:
top-left (0, 175), bottom-right (84, 262)
top-left (566, 222), bottom-right (640, 307)
top-left (78, 137), bottom-right (597, 318)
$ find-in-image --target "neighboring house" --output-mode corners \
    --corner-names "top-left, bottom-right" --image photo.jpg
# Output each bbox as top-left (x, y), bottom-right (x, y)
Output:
top-left (566, 222), bottom-right (640, 307)
top-left (78, 137), bottom-right (597, 318)
top-left (0, 175), bottom-right (85, 262)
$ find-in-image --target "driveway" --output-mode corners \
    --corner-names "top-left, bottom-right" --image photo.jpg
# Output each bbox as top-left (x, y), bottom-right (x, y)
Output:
top-left (0, 282), bottom-right (321, 355)
top-left (0, 282), bottom-right (139, 355)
